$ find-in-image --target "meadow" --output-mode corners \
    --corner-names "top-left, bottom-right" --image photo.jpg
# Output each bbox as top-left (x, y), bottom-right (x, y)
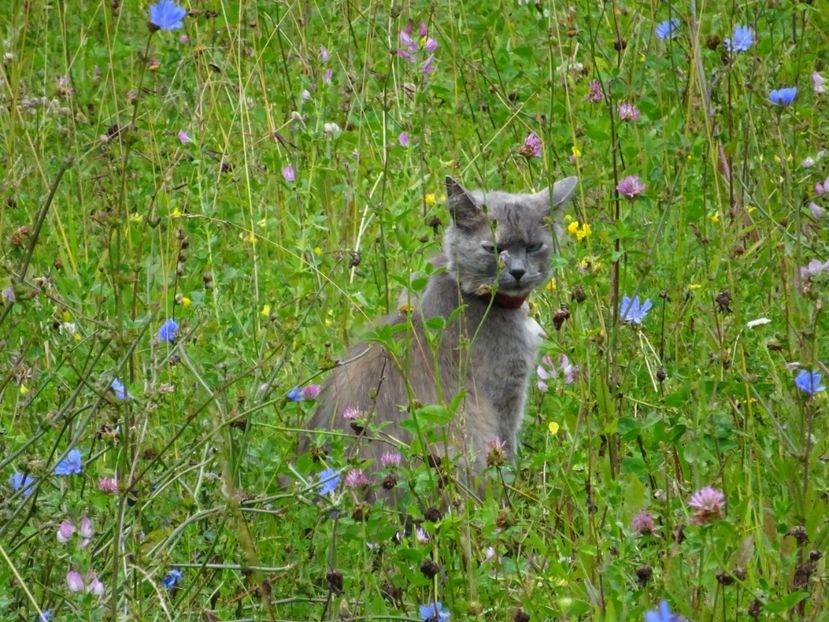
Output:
top-left (1, 0), bottom-right (828, 620)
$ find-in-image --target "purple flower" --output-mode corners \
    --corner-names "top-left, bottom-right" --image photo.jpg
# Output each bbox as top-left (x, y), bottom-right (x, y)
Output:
top-left (418, 21), bottom-right (428, 37)
top-left (631, 509), bottom-right (656, 535)
top-left (57, 519), bottom-right (75, 543)
top-left (324, 68), bottom-right (333, 84)
top-left (98, 476), bottom-right (118, 494)
top-left (344, 469), bottom-right (370, 488)
top-left (318, 468), bottom-right (340, 495)
top-left (646, 601), bottom-right (682, 622)
top-left (38, 611), bottom-right (52, 621)
top-left (809, 202), bottom-right (825, 219)
top-left (319, 46), bottom-right (330, 62)
top-left (158, 318), bottom-right (179, 342)
top-left (813, 71), bottom-right (826, 95)
top-left (688, 486), bottom-right (725, 524)
top-left (399, 131), bottom-right (410, 147)
top-left (54, 448), bottom-right (83, 476)
top-left (10, 472), bottom-right (35, 498)
top-left (421, 54), bottom-right (435, 75)
top-left (111, 377), bottom-right (127, 401)
top-left (795, 369), bottom-right (826, 396)
top-left (620, 295), bottom-right (652, 324)
top-left (86, 573), bottom-right (105, 597)
top-left (300, 384), bottom-right (320, 400)
top-left (66, 570), bottom-right (84, 592)
top-left (149, 0), bottom-right (187, 31)
top-left (724, 25), bottom-right (753, 53)
top-left (585, 79), bottom-right (604, 103)
top-left (769, 87), bottom-right (797, 106)
top-left (177, 130), bottom-right (191, 145)
top-left (2, 286), bottom-right (15, 303)
top-left (816, 177), bottom-right (829, 195)
top-left (380, 451), bottom-right (402, 468)
top-left (520, 132), bottom-right (542, 158)
top-left (161, 568), bottom-right (182, 590)
top-left (618, 103), bottom-right (640, 122)
top-left (342, 407), bottom-right (363, 421)
top-left (799, 259), bottom-right (829, 281)
top-left (419, 601), bottom-right (450, 621)
top-left (616, 175), bottom-right (646, 199)
top-left (399, 29), bottom-right (417, 58)
top-left (537, 354), bottom-right (577, 392)
top-left (655, 18), bottom-right (680, 41)
top-left (282, 164), bottom-right (296, 183)
top-left (424, 38), bottom-right (438, 53)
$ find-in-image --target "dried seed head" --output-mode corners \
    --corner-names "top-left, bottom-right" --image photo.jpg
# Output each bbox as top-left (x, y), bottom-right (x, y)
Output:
top-left (636, 565), bottom-right (653, 586)
top-left (326, 570), bottom-right (343, 594)
top-left (420, 558), bottom-right (440, 579)
top-left (424, 507), bottom-right (442, 523)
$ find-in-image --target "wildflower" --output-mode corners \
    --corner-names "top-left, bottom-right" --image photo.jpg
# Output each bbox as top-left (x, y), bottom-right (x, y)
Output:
top-left (809, 202), bottom-right (825, 219)
top-left (287, 386), bottom-right (303, 401)
top-left (631, 509), bottom-right (656, 535)
top-left (38, 611), bottom-right (52, 621)
top-left (768, 87), bottom-right (797, 106)
top-left (655, 18), bottom-right (680, 41)
top-left (520, 132), bottom-right (542, 158)
top-left (324, 68), bottom-right (333, 84)
top-left (816, 177), bottom-right (829, 195)
top-left (795, 369), bottom-right (826, 396)
top-left (86, 573), bottom-right (105, 597)
top-left (11, 472), bottom-right (36, 498)
top-left (147, 59), bottom-right (160, 71)
top-left (421, 54), bottom-right (435, 75)
top-left (424, 38), bottom-right (438, 53)
top-left (616, 175), bottom-right (646, 199)
top-left (2, 287), bottom-right (15, 303)
top-left (380, 451), bottom-right (403, 468)
top-left (398, 28), bottom-right (418, 60)
top-left (78, 516), bottom-right (93, 546)
top-left (800, 259), bottom-right (829, 281)
top-left (344, 469), bottom-right (370, 488)
top-left (301, 89), bottom-right (311, 100)
top-left (537, 355), bottom-right (577, 392)
top-left (282, 164), bottom-right (296, 183)
top-left (317, 468), bottom-right (340, 495)
top-left (746, 318), bottom-right (771, 329)
top-left (813, 71), bottom-right (826, 95)
top-left (158, 318), bottom-right (179, 342)
top-left (319, 46), bottom-right (330, 62)
top-left (419, 21), bottom-right (428, 37)
top-left (111, 378), bottom-right (127, 401)
top-left (618, 103), bottom-right (640, 122)
top-left (585, 79), bottom-right (604, 103)
top-left (646, 601), bottom-right (681, 622)
top-left (424, 193), bottom-right (436, 206)
top-left (98, 476), bottom-right (118, 494)
top-left (323, 122), bottom-right (341, 138)
top-left (724, 25), bottom-right (753, 53)
top-left (57, 519), bottom-right (75, 543)
top-left (161, 568), bottom-right (182, 590)
top-left (54, 448), bottom-right (83, 476)
top-left (177, 130), bottom-right (191, 144)
top-left (399, 131), bottom-right (410, 147)
top-left (300, 384), bottom-right (320, 400)
top-left (178, 34), bottom-right (188, 44)
top-left (149, 0), bottom-right (186, 31)
top-left (66, 570), bottom-right (84, 592)
top-left (415, 527), bottom-right (430, 544)
top-left (419, 601), bottom-right (450, 621)
top-left (688, 486), bottom-right (725, 524)
top-left (548, 421), bottom-right (560, 435)
top-left (620, 295), bottom-right (652, 324)
top-left (802, 156), bottom-right (815, 168)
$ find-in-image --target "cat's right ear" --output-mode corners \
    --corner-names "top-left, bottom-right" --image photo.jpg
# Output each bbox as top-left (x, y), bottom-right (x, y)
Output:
top-left (445, 176), bottom-right (484, 230)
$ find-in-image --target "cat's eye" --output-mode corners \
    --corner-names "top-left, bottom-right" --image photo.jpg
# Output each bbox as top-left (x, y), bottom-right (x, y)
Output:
top-left (482, 244), bottom-right (498, 254)
top-left (526, 242), bottom-right (543, 253)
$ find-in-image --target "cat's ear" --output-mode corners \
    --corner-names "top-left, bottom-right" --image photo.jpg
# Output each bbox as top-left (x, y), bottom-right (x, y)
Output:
top-left (533, 176), bottom-right (578, 215)
top-left (445, 176), bottom-right (485, 230)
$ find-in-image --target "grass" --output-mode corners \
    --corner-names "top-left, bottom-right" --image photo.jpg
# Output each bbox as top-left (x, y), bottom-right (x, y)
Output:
top-left (1, 0), bottom-right (828, 620)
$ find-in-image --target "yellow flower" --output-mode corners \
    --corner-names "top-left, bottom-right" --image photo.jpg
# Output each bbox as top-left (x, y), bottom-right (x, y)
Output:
top-left (260, 304), bottom-right (271, 317)
top-left (324, 318), bottom-right (332, 327)
top-left (571, 144), bottom-right (581, 159)
top-left (181, 296), bottom-right (191, 307)
top-left (548, 421), bottom-right (560, 435)
top-left (576, 222), bottom-right (592, 241)
top-left (567, 220), bottom-right (580, 235)
top-left (257, 217), bottom-right (267, 228)
top-left (708, 212), bottom-right (720, 224)
top-left (314, 246), bottom-right (322, 256)
top-left (546, 278), bottom-right (557, 292)
top-left (425, 193), bottom-right (436, 207)
top-left (74, 333), bottom-right (81, 342)
top-left (244, 231), bottom-right (255, 244)
top-left (129, 213), bottom-right (143, 223)
top-left (563, 213), bottom-right (573, 222)
top-left (19, 384), bottom-right (28, 396)
top-left (399, 302), bottom-right (413, 313)
top-left (689, 283), bottom-right (701, 290)
top-left (170, 208), bottom-right (182, 219)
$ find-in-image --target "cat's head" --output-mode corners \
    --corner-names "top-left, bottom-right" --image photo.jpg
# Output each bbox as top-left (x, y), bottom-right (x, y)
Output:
top-left (443, 175), bottom-right (578, 297)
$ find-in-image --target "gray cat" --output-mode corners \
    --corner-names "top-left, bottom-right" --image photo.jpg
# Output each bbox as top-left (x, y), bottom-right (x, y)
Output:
top-left (302, 175), bottom-right (578, 478)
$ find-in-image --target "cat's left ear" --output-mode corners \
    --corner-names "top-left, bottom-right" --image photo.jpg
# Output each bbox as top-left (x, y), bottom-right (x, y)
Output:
top-left (532, 176), bottom-right (578, 214)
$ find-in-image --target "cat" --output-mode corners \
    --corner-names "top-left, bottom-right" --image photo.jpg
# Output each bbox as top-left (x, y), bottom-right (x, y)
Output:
top-left (301, 174), bottom-right (578, 480)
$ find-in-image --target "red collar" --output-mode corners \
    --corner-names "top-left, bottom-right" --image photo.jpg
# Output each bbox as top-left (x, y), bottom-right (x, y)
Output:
top-left (476, 291), bottom-right (528, 310)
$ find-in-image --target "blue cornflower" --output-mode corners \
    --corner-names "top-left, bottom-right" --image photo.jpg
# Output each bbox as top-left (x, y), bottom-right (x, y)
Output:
top-left (419, 601), bottom-right (450, 621)
top-left (318, 468), bottom-right (340, 496)
top-left (769, 87), bottom-right (797, 106)
top-left (795, 369), bottom-right (826, 396)
top-left (54, 448), bottom-right (83, 476)
top-left (655, 18), bottom-right (680, 41)
top-left (158, 319), bottom-right (179, 342)
top-left (37, 611), bottom-right (52, 622)
top-left (149, 0), bottom-right (187, 31)
top-left (287, 386), bottom-right (302, 402)
top-left (646, 601), bottom-right (681, 622)
top-left (161, 568), bottom-right (183, 590)
top-left (111, 377), bottom-right (127, 400)
top-left (724, 25), bottom-right (753, 52)
top-left (10, 472), bottom-right (36, 498)
top-left (620, 295), bottom-right (652, 324)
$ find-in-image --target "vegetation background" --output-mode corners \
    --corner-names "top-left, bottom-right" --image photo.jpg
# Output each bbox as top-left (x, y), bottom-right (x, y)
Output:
top-left (1, 0), bottom-right (828, 620)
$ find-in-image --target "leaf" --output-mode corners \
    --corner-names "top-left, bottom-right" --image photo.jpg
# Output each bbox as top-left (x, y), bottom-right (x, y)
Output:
top-left (763, 592), bottom-right (808, 613)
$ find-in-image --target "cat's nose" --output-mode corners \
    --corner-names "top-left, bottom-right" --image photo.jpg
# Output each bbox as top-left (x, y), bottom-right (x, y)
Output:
top-left (509, 268), bottom-right (525, 282)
